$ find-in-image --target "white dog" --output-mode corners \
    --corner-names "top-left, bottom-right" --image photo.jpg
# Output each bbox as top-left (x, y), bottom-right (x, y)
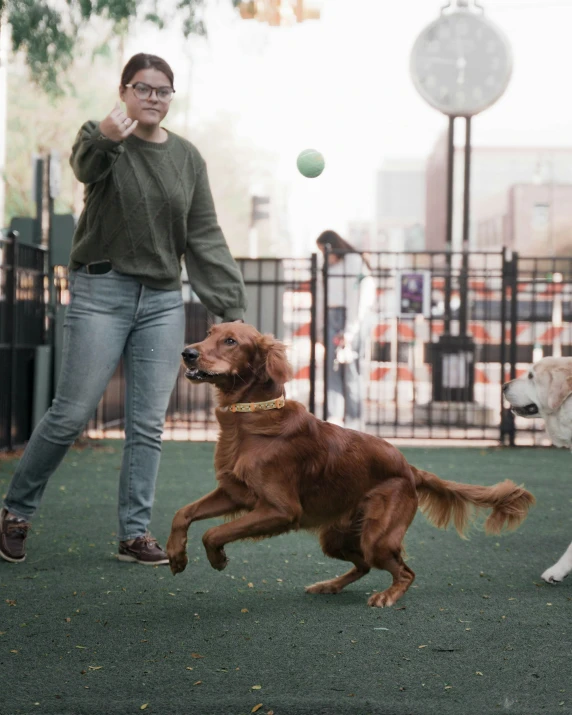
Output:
top-left (503, 356), bottom-right (572, 584)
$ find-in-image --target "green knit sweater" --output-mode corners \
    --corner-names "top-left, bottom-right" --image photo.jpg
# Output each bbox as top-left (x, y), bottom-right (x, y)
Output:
top-left (69, 121), bottom-right (246, 321)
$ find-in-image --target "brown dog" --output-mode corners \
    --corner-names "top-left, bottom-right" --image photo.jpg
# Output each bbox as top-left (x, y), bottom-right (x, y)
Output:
top-left (167, 323), bottom-right (535, 608)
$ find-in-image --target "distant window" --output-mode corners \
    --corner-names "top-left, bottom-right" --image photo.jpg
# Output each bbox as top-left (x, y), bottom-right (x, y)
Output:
top-left (532, 203), bottom-right (550, 230)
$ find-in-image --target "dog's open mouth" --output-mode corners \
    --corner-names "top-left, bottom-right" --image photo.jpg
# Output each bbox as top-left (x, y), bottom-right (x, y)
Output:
top-left (511, 404), bottom-right (539, 417)
top-left (185, 368), bottom-right (220, 381)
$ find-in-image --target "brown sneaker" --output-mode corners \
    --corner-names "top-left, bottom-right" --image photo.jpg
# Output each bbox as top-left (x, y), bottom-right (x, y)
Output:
top-left (0, 508), bottom-right (31, 563)
top-left (117, 533), bottom-right (169, 566)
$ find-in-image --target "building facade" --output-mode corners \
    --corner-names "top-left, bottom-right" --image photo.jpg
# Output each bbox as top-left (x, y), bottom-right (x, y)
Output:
top-left (425, 133), bottom-right (572, 253)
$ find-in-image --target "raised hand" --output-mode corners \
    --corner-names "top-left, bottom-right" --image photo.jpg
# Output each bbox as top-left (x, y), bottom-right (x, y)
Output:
top-left (98, 102), bottom-right (139, 142)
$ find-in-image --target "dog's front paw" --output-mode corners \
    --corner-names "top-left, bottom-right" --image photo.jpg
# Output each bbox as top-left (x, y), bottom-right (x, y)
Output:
top-left (541, 565), bottom-right (569, 584)
top-left (168, 551), bottom-right (188, 576)
top-left (206, 547), bottom-right (229, 571)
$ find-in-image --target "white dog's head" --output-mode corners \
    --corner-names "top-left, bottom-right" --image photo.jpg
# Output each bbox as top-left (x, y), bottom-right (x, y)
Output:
top-left (503, 357), bottom-right (572, 418)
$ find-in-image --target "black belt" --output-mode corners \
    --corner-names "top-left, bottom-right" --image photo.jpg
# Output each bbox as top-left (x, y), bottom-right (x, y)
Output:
top-left (81, 260), bottom-right (113, 275)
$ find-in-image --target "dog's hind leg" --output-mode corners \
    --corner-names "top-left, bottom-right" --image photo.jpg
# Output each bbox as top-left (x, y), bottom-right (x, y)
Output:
top-left (305, 523), bottom-right (370, 595)
top-left (360, 480), bottom-right (418, 608)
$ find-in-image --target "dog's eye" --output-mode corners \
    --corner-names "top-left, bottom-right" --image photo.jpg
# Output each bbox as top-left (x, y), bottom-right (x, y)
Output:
top-left (528, 373), bottom-right (533, 380)
top-left (224, 338), bottom-right (237, 346)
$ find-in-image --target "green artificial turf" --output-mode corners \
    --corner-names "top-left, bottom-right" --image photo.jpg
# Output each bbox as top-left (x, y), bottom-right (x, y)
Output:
top-left (0, 441), bottom-right (570, 715)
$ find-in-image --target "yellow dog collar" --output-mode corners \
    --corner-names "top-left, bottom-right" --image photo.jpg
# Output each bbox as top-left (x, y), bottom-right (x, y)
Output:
top-left (227, 395), bottom-right (285, 413)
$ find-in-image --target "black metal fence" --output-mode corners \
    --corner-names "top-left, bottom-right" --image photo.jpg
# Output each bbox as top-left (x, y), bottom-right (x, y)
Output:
top-left (0, 231), bottom-right (50, 450)
top-left (0, 236), bottom-right (568, 450)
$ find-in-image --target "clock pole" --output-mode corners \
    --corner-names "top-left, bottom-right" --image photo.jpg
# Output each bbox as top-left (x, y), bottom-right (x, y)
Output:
top-left (410, 0), bottom-right (513, 414)
top-left (459, 114), bottom-right (471, 338)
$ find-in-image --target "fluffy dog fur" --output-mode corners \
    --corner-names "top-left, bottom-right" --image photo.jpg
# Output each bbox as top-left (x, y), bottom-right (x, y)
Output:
top-left (504, 356), bottom-right (572, 583)
top-left (167, 323), bottom-right (534, 608)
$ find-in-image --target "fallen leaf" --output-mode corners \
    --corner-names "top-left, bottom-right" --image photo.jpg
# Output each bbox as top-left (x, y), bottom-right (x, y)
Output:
top-left (252, 705), bottom-right (263, 713)
top-left (241, 608), bottom-right (249, 613)
top-left (191, 653), bottom-right (204, 659)
top-left (252, 684), bottom-right (262, 690)
top-left (88, 666), bottom-right (103, 671)
top-left (5, 600), bottom-right (16, 606)
top-left (185, 667), bottom-right (193, 671)
top-left (418, 645), bottom-right (427, 649)
top-left (476, 671), bottom-right (483, 676)
top-left (444, 686), bottom-right (453, 690)
top-left (248, 583), bottom-right (254, 588)
top-left (140, 705), bottom-right (148, 711)
top-left (193, 681), bottom-right (202, 686)
top-left (75, 645), bottom-right (87, 649)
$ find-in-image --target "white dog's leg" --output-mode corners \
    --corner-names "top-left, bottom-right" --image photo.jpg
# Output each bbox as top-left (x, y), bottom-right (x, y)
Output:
top-left (541, 541), bottom-right (572, 583)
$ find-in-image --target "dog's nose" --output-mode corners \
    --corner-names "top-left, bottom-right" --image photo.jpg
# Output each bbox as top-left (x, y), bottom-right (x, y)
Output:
top-left (502, 382), bottom-right (509, 393)
top-left (182, 347), bottom-right (200, 363)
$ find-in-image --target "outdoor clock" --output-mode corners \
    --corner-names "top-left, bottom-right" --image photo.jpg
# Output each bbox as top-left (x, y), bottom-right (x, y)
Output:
top-left (410, 2), bottom-right (513, 117)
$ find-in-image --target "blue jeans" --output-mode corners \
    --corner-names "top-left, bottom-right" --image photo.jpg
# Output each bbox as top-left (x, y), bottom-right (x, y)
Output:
top-left (326, 307), bottom-right (362, 424)
top-left (3, 269), bottom-right (185, 541)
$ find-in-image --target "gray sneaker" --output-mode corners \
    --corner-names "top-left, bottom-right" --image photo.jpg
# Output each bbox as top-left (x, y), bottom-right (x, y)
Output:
top-left (117, 533), bottom-right (169, 565)
top-left (0, 508), bottom-right (31, 563)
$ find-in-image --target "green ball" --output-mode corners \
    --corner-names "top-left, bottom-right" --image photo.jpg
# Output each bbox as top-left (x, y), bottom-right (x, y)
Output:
top-left (296, 149), bottom-right (325, 178)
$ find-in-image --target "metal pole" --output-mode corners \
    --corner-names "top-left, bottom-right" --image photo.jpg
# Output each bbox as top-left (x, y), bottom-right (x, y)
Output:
top-left (309, 252), bottom-right (317, 415)
top-left (322, 245), bottom-right (329, 421)
top-left (500, 247), bottom-right (508, 443)
top-left (444, 115), bottom-right (455, 335)
top-left (459, 115), bottom-right (471, 337)
top-left (508, 251), bottom-right (519, 446)
top-left (7, 230), bottom-right (19, 451)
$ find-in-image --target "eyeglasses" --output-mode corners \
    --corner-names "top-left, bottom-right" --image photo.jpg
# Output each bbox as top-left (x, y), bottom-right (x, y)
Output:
top-left (125, 82), bottom-right (175, 102)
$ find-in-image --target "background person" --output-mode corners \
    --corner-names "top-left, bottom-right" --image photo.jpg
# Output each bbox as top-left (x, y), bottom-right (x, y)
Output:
top-left (0, 53), bottom-right (246, 566)
top-left (316, 230), bottom-right (375, 430)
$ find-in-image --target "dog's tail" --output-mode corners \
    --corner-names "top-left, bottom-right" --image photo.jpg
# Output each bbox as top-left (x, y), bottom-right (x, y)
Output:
top-left (410, 466), bottom-right (535, 538)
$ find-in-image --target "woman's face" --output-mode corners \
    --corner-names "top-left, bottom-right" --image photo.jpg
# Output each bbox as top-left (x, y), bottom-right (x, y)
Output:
top-left (119, 68), bottom-right (173, 128)
top-left (317, 244), bottom-right (341, 265)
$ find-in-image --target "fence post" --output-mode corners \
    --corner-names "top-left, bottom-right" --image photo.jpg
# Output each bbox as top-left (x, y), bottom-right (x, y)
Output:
top-left (508, 252), bottom-right (519, 444)
top-left (322, 246), bottom-right (329, 421)
top-left (6, 230), bottom-right (18, 451)
top-left (309, 253), bottom-right (317, 415)
top-left (500, 249), bottom-right (518, 446)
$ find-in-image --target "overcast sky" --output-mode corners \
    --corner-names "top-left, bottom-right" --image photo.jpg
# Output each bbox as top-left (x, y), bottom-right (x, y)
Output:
top-left (125, 0), bottom-right (572, 251)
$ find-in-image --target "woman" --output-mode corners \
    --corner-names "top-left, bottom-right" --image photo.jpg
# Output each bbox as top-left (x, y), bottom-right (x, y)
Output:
top-left (316, 230), bottom-right (375, 430)
top-left (0, 54), bottom-right (246, 566)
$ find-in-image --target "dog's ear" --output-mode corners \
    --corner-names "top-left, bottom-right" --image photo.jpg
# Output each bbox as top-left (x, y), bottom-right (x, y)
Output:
top-left (544, 368), bottom-right (572, 412)
top-left (258, 334), bottom-right (293, 385)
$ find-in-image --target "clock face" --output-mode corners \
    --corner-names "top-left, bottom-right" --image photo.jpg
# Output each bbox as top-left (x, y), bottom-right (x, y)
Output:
top-left (410, 10), bottom-right (513, 117)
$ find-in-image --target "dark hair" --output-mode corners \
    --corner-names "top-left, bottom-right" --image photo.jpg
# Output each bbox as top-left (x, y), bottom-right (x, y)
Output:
top-left (316, 230), bottom-right (372, 271)
top-left (316, 230), bottom-right (356, 253)
top-left (121, 53), bottom-right (175, 89)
